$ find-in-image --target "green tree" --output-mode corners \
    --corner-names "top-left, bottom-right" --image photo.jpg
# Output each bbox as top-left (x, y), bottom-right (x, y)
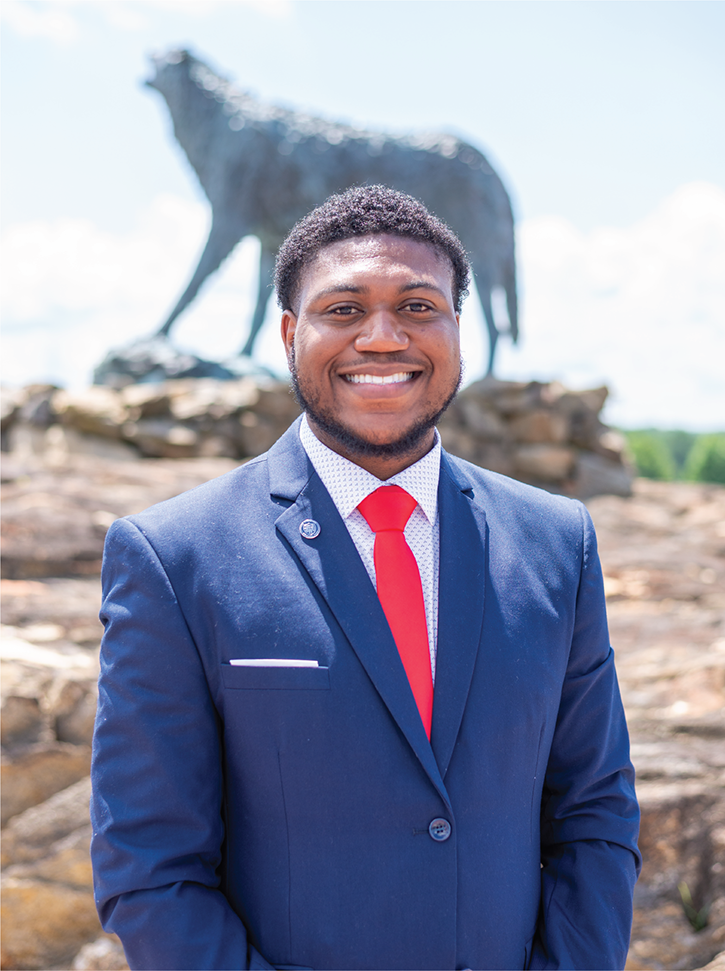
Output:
top-left (624, 431), bottom-right (675, 480)
top-left (661, 430), bottom-right (697, 477)
top-left (685, 433), bottom-right (725, 484)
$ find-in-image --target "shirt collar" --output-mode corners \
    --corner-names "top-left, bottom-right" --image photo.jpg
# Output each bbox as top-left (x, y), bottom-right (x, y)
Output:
top-left (299, 414), bottom-right (441, 525)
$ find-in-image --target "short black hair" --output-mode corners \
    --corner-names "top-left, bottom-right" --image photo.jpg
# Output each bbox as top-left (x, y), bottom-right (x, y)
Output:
top-left (274, 185), bottom-right (470, 314)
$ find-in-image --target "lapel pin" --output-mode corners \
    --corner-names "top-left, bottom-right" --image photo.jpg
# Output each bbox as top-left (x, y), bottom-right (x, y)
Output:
top-left (299, 519), bottom-right (321, 540)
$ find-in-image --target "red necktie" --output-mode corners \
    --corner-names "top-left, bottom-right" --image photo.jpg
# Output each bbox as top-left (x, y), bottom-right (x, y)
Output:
top-left (357, 486), bottom-right (433, 738)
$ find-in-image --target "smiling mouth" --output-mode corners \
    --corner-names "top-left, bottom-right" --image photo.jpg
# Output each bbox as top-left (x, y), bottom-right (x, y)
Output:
top-left (344, 372), bottom-right (416, 385)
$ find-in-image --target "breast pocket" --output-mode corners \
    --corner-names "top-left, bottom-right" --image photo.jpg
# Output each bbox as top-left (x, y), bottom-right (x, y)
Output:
top-left (221, 664), bottom-right (331, 690)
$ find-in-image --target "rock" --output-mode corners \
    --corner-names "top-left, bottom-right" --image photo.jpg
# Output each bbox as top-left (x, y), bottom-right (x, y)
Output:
top-left (119, 382), bottom-right (173, 418)
top-left (1, 387), bottom-right (26, 430)
top-left (1, 777), bottom-right (91, 868)
top-left (588, 480), bottom-right (725, 971)
top-left (72, 935), bottom-right (129, 971)
top-left (196, 433), bottom-right (239, 458)
top-left (436, 424), bottom-right (484, 465)
top-left (513, 444), bottom-right (576, 481)
top-left (0, 776), bottom-right (121, 969)
top-left (0, 578), bottom-right (103, 633)
top-left (18, 386), bottom-right (60, 426)
top-left (574, 451), bottom-right (634, 499)
top-left (54, 388), bottom-right (127, 439)
top-left (455, 398), bottom-right (507, 441)
top-left (5, 823), bottom-right (93, 889)
top-left (0, 773), bottom-right (100, 968)
top-left (236, 410), bottom-right (288, 456)
top-left (0, 484), bottom-right (107, 578)
top-left (1, 741), bottom-right (92, 825)
top-left (0, 626), bottom-right (99, 827)
top-left (164, 377), bottom-right (259, 421)
top-left (1, 455), bottom-right (240, 579)
top-left (595, 427), bottom-right (629, 462)
top-left (1, 387), bottom-right (28, 452)
top-left (44, 425), bottom-right (140, 465)
top-left (507, 409), bottom-right (568, 444)
top-left (0, 875), bottom-right (101, 970)
top-left (253, 385), bottom-right (303, 423)
top-left (51, 679), bottom-right (98, 746)
top-left (464, 377), bottom-right (538, 416)
top-left (92, 337), bottom-right (239, 387)
top-left (1, 696), bottom-right (44, 747)
top-left (122, 418), bottom-right (199, 458)
top-left (696, 951), bottom-right (725, 970)
top-left (554, 384), bottom-right (609, 416)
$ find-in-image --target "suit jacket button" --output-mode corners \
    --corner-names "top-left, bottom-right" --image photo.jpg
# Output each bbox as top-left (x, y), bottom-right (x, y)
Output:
top-left (429, 817), bottom-right (451, 841)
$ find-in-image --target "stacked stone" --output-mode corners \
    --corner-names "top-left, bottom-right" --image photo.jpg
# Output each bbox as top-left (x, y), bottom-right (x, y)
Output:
top-left (439, 377), bottom-right (632, 498)
top-left (0, 625), bottom-right (126, 969)
top-left (1, 378), bottom-right (301, 462)
top-left (1, 376), bottom-right (633, 499)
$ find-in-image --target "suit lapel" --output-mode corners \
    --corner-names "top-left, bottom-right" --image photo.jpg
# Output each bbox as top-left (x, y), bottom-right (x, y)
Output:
top-left (268, 423), bottom-right (449, 806)
top-left (430, 453), bottom-right (487, 779)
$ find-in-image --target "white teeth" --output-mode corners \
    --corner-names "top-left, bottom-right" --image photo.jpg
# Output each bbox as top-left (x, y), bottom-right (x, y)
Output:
top-left (345, 372), bottom-right (413, 385)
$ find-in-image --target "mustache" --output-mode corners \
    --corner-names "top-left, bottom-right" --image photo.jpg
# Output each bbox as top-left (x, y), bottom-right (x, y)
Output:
top-left (335, 353), bottom-right (423, 368)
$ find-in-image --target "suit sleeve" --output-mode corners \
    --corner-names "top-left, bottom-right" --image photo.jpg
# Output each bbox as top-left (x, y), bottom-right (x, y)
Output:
top-left (90, 518), bottom-right (275, 971)
top-left (529, 504), bottom-right (641, 971)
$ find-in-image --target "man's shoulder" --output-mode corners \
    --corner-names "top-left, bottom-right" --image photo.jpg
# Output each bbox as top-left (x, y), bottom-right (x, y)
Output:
top-left (442, 451), bottom-right (594, 567)
top-left (443, 449), bottom-right (584, 521)
top-left (130, 452), bottom-right (271, 528)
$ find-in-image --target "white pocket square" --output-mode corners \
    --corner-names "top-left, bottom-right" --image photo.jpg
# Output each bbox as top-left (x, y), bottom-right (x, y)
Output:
top-left (229, 658), bottom-right (319, 668)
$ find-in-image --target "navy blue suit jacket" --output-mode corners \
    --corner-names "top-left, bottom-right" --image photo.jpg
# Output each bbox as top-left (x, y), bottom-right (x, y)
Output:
top-left (90, 419), bottom-right (640, 971)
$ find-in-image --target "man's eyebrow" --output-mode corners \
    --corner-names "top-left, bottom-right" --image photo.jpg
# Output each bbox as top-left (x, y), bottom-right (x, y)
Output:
top-left (312, 283), bottom-right (367, 300)
top-left (312, 280), bottom-right (448, 301)
top-left (400, 280), bottom-right (448, 298)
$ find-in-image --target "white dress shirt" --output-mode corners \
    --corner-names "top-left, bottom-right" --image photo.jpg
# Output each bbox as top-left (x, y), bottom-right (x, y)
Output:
top-left (299, 415), bottom-right (441, 680)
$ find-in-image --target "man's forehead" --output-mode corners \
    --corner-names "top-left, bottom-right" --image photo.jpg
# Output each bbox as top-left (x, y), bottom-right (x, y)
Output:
top-left (300, 233), bottom-right (454, 291)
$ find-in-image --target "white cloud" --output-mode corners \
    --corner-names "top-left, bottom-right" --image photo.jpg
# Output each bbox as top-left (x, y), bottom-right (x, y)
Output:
top-left (2, 194), bottom-right (209, 320)
top-left (0, 0), bottom-right (79, 44)
top-left (0, 0), bottom-right (292, 43)
top-left (147, 0), bottom-right (292, 18)
top-left (495, 182), bottom-right (725, 431)
top-left (2, 183), bottom-right (724, 431)
top-left (101, 1), bottom-right (150, 32)
top-left (1, 194), bottom-right (279, 388)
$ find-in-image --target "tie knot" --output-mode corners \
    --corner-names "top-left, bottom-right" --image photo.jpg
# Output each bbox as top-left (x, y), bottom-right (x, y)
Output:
top-left (357, 485), bottom-right (418, 533)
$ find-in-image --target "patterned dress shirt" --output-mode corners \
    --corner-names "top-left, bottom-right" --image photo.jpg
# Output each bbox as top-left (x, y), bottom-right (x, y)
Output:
top-left (299, 415), bottom-right (441, 680)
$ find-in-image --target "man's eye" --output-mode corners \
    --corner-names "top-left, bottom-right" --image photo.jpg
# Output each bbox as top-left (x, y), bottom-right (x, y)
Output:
top-left (329, 305), bottom-right (358, 316)
top-left (404, 302), bottom-right (432, 313)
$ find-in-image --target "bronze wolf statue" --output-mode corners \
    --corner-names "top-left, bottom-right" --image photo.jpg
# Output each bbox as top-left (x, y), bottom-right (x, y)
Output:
top-left (147, 49), bottom-right (518, 374)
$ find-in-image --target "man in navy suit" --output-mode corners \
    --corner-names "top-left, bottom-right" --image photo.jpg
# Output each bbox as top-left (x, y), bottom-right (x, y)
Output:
top-left (90, 186), bottom-right (640, 971)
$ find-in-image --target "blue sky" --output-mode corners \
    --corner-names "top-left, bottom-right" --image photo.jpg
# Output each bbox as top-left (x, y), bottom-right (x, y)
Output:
top-left (2, 0), bottom-right (724, 429)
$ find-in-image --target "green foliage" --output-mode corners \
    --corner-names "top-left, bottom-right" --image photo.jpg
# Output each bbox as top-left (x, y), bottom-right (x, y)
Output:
top-left (622, 428), bottom-right (725, 482)
top-left (678, 881), bottom-right (711, 931)
top-left (624, 431), bottom-right (675, 480)
top-left (685, 433), bottom-right (725, 484)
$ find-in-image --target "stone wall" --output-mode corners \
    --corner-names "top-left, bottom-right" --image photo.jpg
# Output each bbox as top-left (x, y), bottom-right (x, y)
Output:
top-left (2, 376), bottom-right (633, 499)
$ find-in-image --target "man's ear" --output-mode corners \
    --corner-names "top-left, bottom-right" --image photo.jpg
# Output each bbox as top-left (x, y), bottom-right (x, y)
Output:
top-left (281, 311), bottom-right (297, 365)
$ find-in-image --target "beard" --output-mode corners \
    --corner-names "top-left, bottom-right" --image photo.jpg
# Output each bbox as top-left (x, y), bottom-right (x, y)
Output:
top-left (289, 349), bottom-right (464, 460)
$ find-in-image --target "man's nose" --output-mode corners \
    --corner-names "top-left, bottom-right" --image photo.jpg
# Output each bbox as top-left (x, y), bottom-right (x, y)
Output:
top-left (354, 311), bottom-right (409, 352)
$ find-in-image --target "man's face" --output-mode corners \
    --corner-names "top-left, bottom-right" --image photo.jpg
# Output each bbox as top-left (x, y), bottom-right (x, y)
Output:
top-left (281, 234), bottom-right (461, 477)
